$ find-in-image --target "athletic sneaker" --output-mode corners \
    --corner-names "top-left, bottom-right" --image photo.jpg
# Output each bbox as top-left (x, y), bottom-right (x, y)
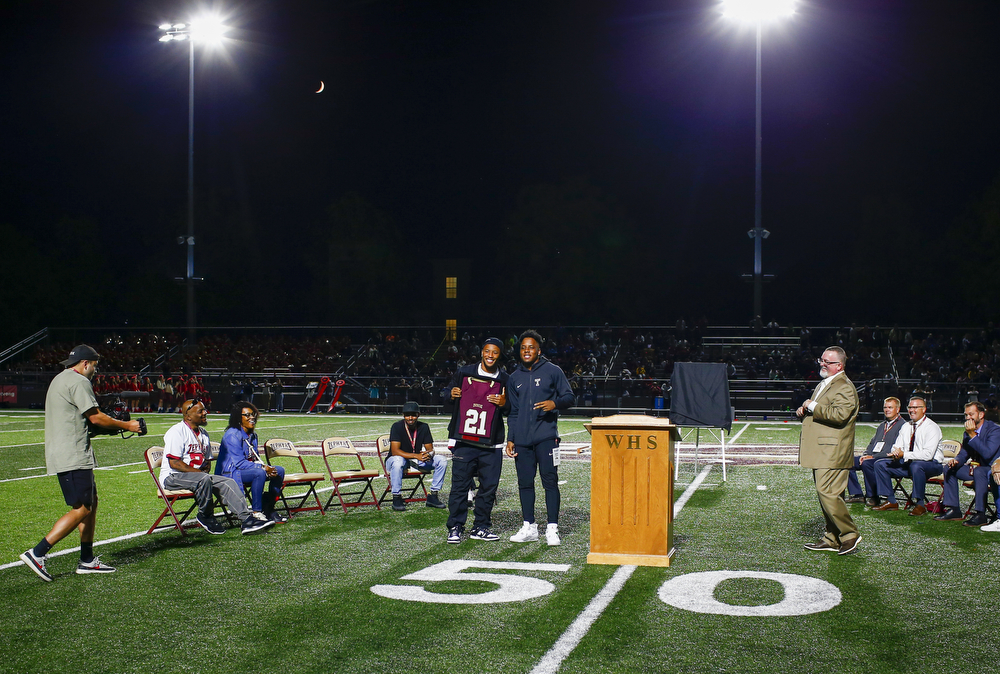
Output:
top-left (196, 513), bottom-right (225, 535)
top-left (252, 511), bottom-right (270, 523)
top-left (76, 557), bottom-right (116, 575)
top-left (545, 523), bottom-right (561, 546)
top-left (267, 510), bottom-right (289, 523)
top-left (981, 519), bottom-right (1000, 533)
top-left (469, 527), bottom-right (499, 541)
top-left (20, 549), bottom-right (52, 582)
top-left (447, 526), bottom-right (463, 544)
top-left (241, 514), bottom-right (275, 535)
top-left (510, 521), bottom-right (539, 542)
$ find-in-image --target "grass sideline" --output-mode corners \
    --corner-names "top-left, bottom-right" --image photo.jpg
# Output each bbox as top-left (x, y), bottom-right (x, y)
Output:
top-left (3, 412), bottom-right (998, 673)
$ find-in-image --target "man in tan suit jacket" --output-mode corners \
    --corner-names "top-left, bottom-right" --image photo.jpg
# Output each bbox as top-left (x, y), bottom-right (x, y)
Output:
top-left (797, 346), bottom-right (861, 555)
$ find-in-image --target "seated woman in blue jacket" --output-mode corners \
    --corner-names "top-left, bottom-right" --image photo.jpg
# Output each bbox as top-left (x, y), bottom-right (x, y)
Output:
top-left (215, 402), bottom-right (287, 523)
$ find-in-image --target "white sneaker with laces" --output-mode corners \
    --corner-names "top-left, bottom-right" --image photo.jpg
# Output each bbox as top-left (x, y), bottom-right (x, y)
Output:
top-left (509, 521), bottom-right (538, 542)
top-left (545, 523), bottom-right (561, 546)
top-left (981, 519), bottom-right (1000, 533)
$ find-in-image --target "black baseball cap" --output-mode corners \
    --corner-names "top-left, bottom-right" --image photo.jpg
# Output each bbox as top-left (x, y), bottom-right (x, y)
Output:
top-left (60, 344), bottom-right (100, 367)
top-left (402, 401), bottom-right (420, 415)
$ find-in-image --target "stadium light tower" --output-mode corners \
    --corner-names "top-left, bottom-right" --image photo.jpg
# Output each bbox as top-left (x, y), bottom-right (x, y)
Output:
top-left (723, 0), bottom-right (795, 323)
top-left (158, 15), bottom-right (228, 350)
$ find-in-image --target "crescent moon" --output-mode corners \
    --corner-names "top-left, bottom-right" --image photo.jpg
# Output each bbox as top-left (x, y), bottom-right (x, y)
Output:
top-left (315, 81), bottom-right (324, 93)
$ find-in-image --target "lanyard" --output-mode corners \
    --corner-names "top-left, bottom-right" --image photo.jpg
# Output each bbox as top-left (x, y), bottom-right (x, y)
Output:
top-left (878, 418), bottom-right (899, 443)
top-left (407, 426), bottom-right (419, 452)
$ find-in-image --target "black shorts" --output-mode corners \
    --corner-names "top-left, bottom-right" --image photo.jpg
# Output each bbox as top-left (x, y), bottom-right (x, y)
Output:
top-left (57, 469), bottom-right (97, 508)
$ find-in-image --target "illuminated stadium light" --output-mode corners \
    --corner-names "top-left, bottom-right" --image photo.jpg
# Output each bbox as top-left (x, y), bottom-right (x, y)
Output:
top-left (723, 0), bottom-right (795, 321)
top-left (157, 12), bottom-right (230, 354)
top-left (721, 0), bottom-right (796, 23)
top-left (189, 15), bottom-right (228, 46)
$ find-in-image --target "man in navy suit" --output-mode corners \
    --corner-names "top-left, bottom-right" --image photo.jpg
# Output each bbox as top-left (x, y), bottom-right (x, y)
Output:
top-left (935, 401), bottom-right (1000, 526)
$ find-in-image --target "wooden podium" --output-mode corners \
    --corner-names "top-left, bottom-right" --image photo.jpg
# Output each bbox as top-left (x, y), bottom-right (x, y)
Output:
top-left (586, 414), bottom-right (680, 567)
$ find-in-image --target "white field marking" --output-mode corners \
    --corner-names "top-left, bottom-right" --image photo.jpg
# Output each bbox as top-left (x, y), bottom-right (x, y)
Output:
top-left (530, 565), bottom-right (638, 674)
top-left (757, 426), bottom-right (796, 431)
top-left (531, 464), bottom-right (714, 674)
top-left (18, 466), bottom-right (44, 471)
top-left (557, 480), bottom-right (567, 485)
top-left (658, 571), bottom-right (842, 617)
top-left (727, 422), bottom-right (751, 444)
top-left (0, 442), bottom-right (43, 449)
top-left (0, 461), bottom-right (144, 484)
top-left (1, 529), bottom-right (149, 572)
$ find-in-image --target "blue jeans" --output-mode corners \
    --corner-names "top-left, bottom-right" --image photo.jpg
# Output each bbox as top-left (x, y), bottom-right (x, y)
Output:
top-left (228, 464), bottom-right (284, 511)
top-left (386, 454), bottom-right (447, 494)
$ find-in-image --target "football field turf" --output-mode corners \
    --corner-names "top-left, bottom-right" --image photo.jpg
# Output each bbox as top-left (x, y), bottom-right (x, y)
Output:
top-left (2, 411), bottom-right (997, 674)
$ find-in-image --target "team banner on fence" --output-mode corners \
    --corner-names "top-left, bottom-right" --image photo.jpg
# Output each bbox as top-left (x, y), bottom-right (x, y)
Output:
top-left (0, 386), bottom-right (17, 403)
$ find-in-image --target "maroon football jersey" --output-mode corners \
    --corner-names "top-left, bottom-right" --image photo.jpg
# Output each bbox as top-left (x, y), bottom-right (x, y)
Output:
top-left (456, 376), bottom-right (502, 448)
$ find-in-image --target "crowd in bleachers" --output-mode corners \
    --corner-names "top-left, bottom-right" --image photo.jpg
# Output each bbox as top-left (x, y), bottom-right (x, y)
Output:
top-left (18, 323), bottom-right (1000, 394)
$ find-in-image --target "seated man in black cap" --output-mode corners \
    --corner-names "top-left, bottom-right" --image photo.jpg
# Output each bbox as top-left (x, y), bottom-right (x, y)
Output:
top-left (387, 401), bottom-right (447, 511)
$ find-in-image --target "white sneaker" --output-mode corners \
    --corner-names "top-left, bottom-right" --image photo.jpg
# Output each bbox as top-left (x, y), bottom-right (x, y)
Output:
top-left (981, 519), bottom-right (1000, 532)
top-left (545, 523), bottom-right (561, 546)
top-left (509, 521), bottom-right (538, 542)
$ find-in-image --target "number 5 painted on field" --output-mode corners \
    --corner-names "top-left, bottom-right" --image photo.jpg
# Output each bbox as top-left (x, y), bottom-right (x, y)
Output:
top-left (371, 560), bottom-right (571, 604)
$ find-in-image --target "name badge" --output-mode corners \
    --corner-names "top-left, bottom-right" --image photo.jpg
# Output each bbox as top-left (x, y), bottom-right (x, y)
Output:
top-left (873, 442), bottom-right (884, 454)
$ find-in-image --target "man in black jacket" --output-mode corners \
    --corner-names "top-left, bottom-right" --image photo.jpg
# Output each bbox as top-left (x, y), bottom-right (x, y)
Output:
top-left (505, 330), bottom-right (575, 546)
top-left (444, 337), bottom-right (509, 544)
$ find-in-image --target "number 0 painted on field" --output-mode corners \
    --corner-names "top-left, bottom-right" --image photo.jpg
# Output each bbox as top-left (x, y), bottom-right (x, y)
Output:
top-left (658, 570), bottom-right (842, 616)
top-left (371, 560), bottom-right (571, 604)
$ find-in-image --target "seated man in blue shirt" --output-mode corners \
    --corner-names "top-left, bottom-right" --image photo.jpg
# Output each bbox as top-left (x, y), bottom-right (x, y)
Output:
top-left (216, 402), bottom-right (287, 523)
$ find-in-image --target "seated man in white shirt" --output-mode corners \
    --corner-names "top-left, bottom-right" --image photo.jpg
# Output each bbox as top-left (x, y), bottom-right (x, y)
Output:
top-left (159, 399), bottom-right (274, 535)
top-left (872, 396), bottom-right (943, 516)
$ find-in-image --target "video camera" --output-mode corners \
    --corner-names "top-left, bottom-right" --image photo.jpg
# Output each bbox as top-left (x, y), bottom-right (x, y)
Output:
top-left (87, 393), bottom-right (148, 439)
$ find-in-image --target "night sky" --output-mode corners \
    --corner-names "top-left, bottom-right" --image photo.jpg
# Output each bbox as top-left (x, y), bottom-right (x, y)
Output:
top-left (2, 0), bottom-right (999, 341)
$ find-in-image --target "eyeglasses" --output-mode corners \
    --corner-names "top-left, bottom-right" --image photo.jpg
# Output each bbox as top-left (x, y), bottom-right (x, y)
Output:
top-left (907, 405), bottom-right (925, 410)
top-left (817, 358), bottom-right (841, 367)
top-left (241, 412), bottom-right (257, 420)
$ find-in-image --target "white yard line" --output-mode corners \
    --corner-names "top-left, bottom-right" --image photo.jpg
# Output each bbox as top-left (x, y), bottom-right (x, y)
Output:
top-left (531, 464), bottom-right (713, 674)
top-left (727, 422), bottom-right (751, 444)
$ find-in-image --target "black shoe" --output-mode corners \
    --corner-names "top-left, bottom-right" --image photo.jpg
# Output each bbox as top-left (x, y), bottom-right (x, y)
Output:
top-left (964, 511), bottom-right (989, 527)
top-left (447, 526), bottom-right (463, 544)
top-left (469, 526), bottom-right (500, 541)
top-left (933, 507), bottom-right (964, 521)
top-left (197, 513), bottom-right (226, 535)
top-left (426, 492), bottom-right (446, 509)
top-left (844, 494), bottom-right (865, 504)
top-left (865, 498), bottom-right (880, 507)
top-left (241, 515), bottom-right (275, 535)
top-left (392, 495), bottom-right (406, 511)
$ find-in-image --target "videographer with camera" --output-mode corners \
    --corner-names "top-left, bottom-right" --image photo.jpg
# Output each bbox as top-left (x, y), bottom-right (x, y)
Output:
top-left (20, 345), bottom-right (142, 582)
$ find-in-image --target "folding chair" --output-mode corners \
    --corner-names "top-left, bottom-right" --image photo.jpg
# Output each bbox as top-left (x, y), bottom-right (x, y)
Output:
top-left (144, 446), bottom-right (234, 535)
top-left (374, 434), bottom-right (428, 506)
top-left (925, 440), bottom-right (962, 508)
top-left (263, 438), bottom-right (327, 516)
top-left (321, 437), bottom-right (381, 513)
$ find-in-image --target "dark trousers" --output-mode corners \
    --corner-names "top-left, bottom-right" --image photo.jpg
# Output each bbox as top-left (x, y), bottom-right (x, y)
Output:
top-left (847, 455), bottom-right (880, 497)
top-left (513, 438), bottom-right (560, 525)
top-left (874, 458), bottom-right (943, 505)
top-left (447, 444), bottom-right (502, 530)
top-left (943, 463), bottom-right (998, 512)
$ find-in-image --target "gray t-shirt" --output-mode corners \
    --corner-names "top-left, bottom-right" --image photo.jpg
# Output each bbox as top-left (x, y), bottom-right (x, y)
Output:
top-left (44, 368), bottom-right (99, 473)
